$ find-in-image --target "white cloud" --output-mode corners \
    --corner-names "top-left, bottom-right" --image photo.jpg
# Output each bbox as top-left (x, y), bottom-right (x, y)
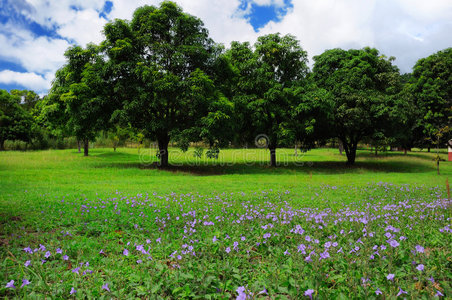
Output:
top-left (56, 8), bottom-right (108, 45)
top-left (0, 70), bottom-right (52, 91)
top-left (252, 0), bottom-right (286, 7)
top-left (21, 0), bottom-right (107, 45)
top-left (251, 0), bottom-right (452, 72)
top-left (1, 0), bottom-right (452, 94)
top-left (0, 23), bottom-right (70, 74)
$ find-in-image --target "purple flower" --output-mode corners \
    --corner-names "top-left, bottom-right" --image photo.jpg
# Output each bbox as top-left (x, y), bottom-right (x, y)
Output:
top-left (304, 289), bottom-right (314, 299)
top-left (56, 248), bottom-right (63, 254)
top-left (63, 255), bottom-right (69, 261)
top-left (415, 245), bottom-right (424, 253)
top-left (70, 287), bottom-right (76, 295)
top-left (102, 283), bottom-right (110, 292)
top-left (137, 259), bottom-right (142, 264)
top-left (436, 290), bottom-right (444, 297)
top-left (83, 270), bottom-right (92, 276)
top-left (284, 249), bottom-right (290, 256)
top-left (99, 249), bottom-right (105, 255)
top-left (257, 288), bottom-right (267, 295)
top-left (23, 247), bottom-right (32, 254)
top-left (123, 249), bottom-right (129, 256)
top-left (72, 267), bottom-right (80, 274)
top-left (305, 255), bottom-right (312, 262)
top-left (388, 240), bottom-right (400, 248)
top-left (236, 286), bottom-right (247, 300)
top-left (396, 287), bottom-right (408, 296)
top-left (21, 278), bottom-right (30, 287)
top-left (387, 273), bottom-right (395, 281)
top-left (24, 260), bottom-right (31, 267)
top-left (5, 280), bottom-right (15, 289)
top-left (225, 247), bottom-right (231, 253)
top-left (298, 244), bottom-right (306, 254)
top-left (212, 236), bottom-right (217, 243)
top-left (375, 288), bottom-right (382, 295)
top-left (416, 264), bottom-right (424, 271)
top-left (45, 251), bottom-right (51, 258)
top-left (156, 238), bottom-right (161, 243)
top-left (320, 250), bottom-right (330, 260)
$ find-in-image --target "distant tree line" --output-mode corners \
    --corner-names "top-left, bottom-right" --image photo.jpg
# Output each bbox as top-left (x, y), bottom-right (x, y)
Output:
top-left (1, 1), bottom-right (450, 166)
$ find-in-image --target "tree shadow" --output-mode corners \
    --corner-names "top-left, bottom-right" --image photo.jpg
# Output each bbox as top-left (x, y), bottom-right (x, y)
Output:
top-left (96, 159), bottom-right (438, 176)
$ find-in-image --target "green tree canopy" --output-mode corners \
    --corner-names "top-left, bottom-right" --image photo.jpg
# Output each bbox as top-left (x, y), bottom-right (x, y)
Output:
top-left (411, 48), bottom-right (452, 148)
top-left (103, 1), bottom-right (232, 166)
top-left (313, 47), bottom-right (402, 164)
top-left (226, 33), bottom-right (309, 166)
top-left (0, 90), bottom-right (34, 150)
top-left (43, 44), bottom-right (112, 156)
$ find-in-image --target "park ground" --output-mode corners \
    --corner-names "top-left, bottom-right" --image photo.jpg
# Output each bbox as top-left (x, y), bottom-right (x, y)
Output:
top-left (0, 148), bottom-right (451, 298)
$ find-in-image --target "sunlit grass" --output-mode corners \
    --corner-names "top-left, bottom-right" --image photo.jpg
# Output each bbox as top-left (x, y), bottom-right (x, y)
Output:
top-left (0, 147), bottom-right (451, 298)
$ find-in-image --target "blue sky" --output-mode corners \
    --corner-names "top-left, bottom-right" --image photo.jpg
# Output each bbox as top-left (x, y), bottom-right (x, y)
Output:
top-left (0, 0), bottom-right (451, 95)
top-left (238, 0), bottom-right (293, 32)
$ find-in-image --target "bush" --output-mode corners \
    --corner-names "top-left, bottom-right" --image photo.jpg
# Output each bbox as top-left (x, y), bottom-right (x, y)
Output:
top-left (4, 140), bottom-right (28, 150)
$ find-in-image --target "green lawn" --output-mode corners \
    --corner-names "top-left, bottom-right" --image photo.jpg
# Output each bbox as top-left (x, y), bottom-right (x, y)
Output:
top-left (0, 148), bottom-right (450, 298)
top-left (1, 147), bottom-right (450, 200)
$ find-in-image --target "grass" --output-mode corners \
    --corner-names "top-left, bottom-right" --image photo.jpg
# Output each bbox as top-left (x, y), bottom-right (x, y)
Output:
top-left (0, 147), bottom-right (451, 298)
top-left (1, 147), bottom-right (450, 198)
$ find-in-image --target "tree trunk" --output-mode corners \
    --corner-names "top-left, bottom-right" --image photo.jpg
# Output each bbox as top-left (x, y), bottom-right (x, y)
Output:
top-left (404, 148), bottom-right (407, 155)
top-left (342, 138), bottom-right (357, 165)
top-left (269, 147), bottom-right (277, 167)
top-left (437, 160), bottom-right (440, 175)
top-left (375, 146), bottom-right (378, 156)
top-left (157, 134), bottom-right (170, 167)
top-left (338, 140), bottom-right (344, 155)
top-left (294, 143), bottom-right (298, 157)
top-left (77, 140), bottom-right (81, 153)
top-left (428, 147), bottom-right (431, 153)
top-left (346, 149), bottom-right (356, 165)
top-left (0, 139), bottom-right (4, 151)
top-left (83, 139), bottom-right (89, 156)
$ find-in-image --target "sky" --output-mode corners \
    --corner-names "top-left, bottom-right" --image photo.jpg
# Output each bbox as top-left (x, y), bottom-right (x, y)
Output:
top-left (0, 0), bottom-right (451, 95)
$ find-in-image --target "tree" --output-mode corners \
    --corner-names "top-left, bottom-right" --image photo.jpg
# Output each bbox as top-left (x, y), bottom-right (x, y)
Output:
top-left (291, 81), bottom-right (334, 151)
top-left (0, 90), bottom-right (33, 150)
top-left (46, 44), bottom-right (112, 156)
top-left (226, 34), bottom-right (309, 166)
top-left (103, 1), bottom-right (231, 167)
top-left (108, 125), bottom-right (132, 152)
top-left (36, 76), bottom-right (73, 145)
top-left (411, 48), bottom-right (452, 150)
top-left (10, 89), bottom-right (40, 111)
top-left (222, 41), bottom-right (257, 147)
top-left (313, 48), bottom-right (401, 164)
top-left (387, 80), bottom-right (420, 154)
